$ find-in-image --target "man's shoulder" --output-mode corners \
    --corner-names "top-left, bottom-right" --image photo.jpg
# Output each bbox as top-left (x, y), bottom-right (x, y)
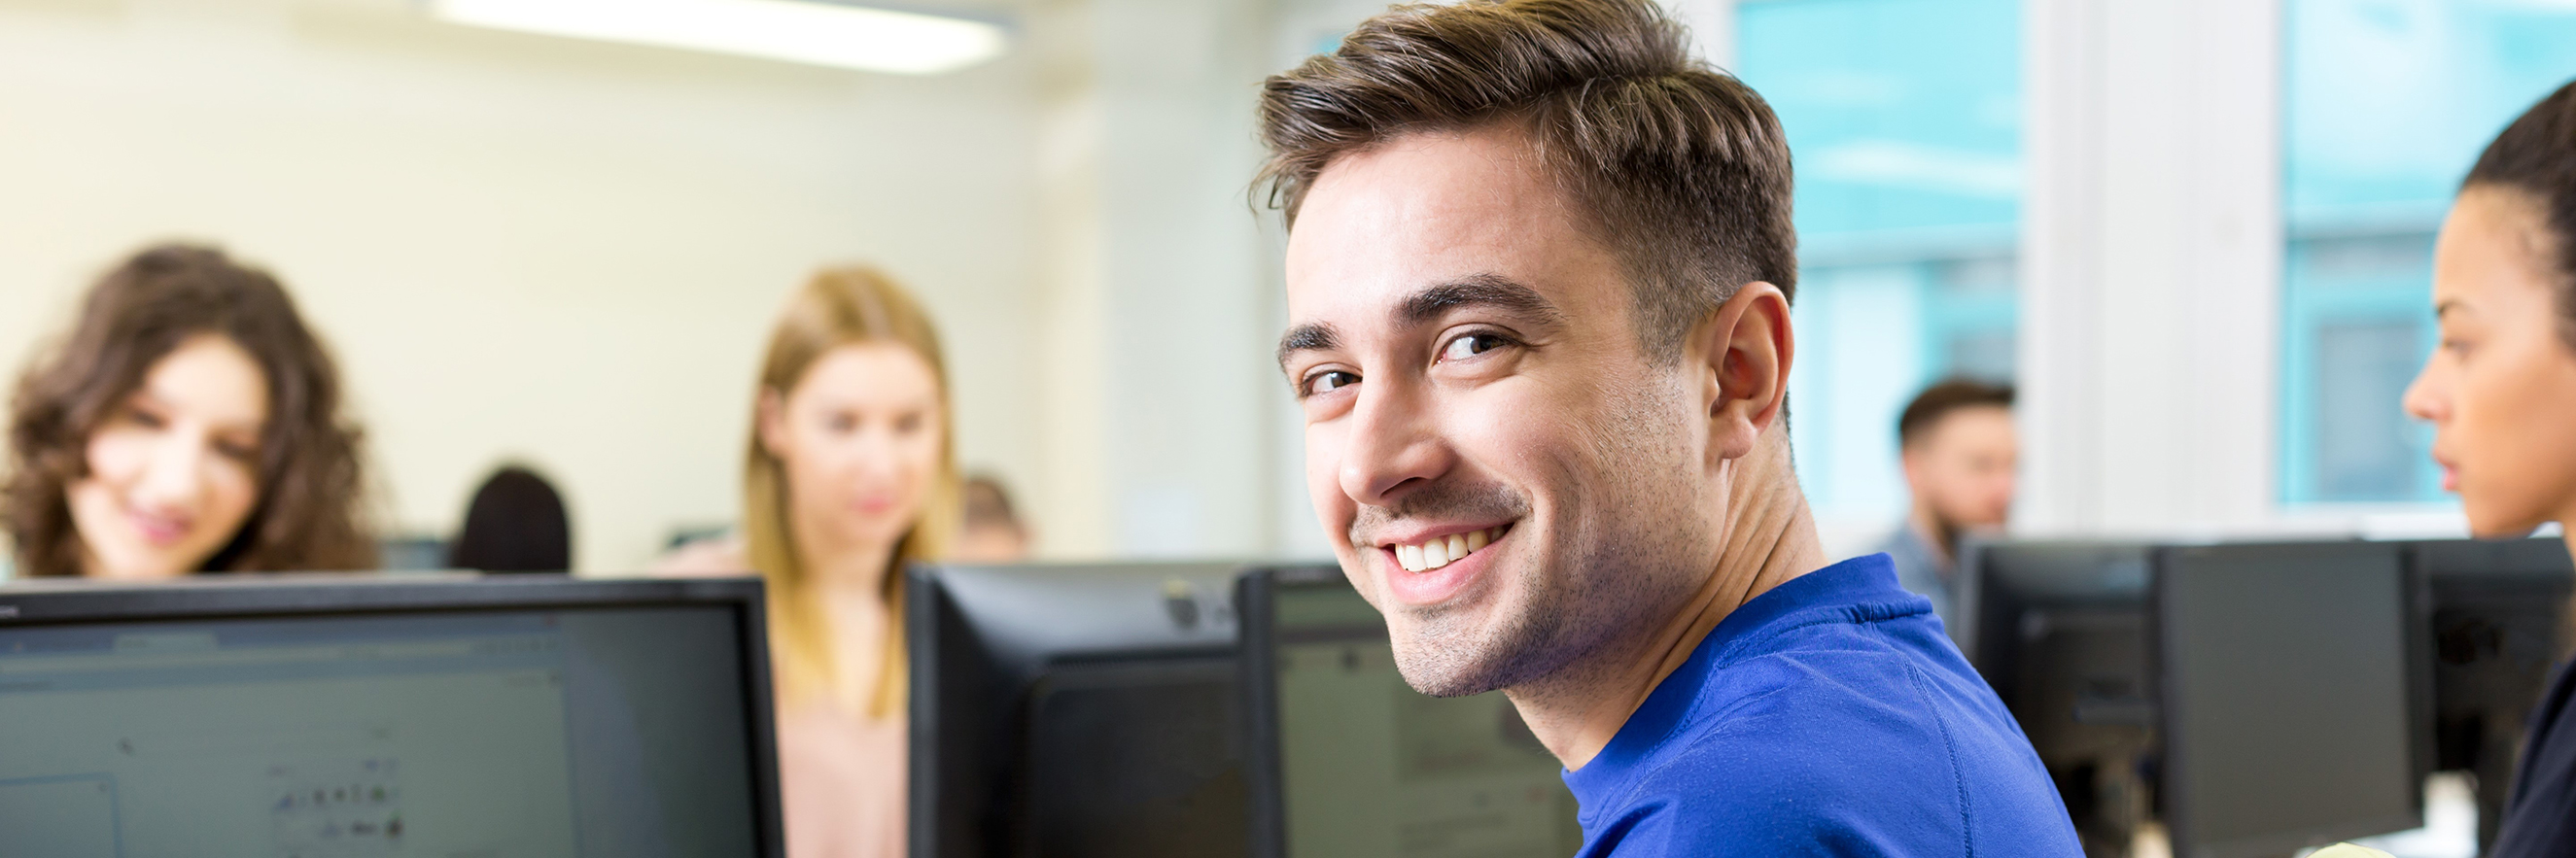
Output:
top-left (1575, 638), bottom-right (2075, 857)
top-left (1582, 703), bottom-right (2076, 857)
top-left (1645, 639), bottom-right (1981, 790)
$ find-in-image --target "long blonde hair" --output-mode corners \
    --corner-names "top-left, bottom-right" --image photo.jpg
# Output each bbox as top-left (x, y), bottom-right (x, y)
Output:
top-left (744, 265), bottom-right (959, 718)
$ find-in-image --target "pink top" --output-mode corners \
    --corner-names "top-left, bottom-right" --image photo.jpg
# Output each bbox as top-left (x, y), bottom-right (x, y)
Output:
top-left (775, 698), bottom-right (906, 858)
top-left (652, 540), bottom-right (907, 858)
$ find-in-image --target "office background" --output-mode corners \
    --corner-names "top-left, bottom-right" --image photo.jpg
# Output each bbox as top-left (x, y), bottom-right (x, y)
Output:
top-left (1, 0), bottom-right (2570, 573)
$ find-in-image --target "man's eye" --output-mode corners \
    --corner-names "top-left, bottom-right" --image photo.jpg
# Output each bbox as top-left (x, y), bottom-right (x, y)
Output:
top-left (1440, 332), bottom-right (1511, 361)
top-left (1304, 370), bottom-right (1359, 396)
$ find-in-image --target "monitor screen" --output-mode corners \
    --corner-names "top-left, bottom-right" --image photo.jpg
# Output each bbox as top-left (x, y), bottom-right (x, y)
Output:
top-left (0, 580), bottom-right (772, 858)
top-left (2157, 542), bottom-right (2425, 858)
top-left (1250, 568), bottom-right (1580, 858)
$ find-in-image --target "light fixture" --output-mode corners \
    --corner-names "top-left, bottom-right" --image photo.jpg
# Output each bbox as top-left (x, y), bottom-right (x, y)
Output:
top-left (429, 0), bottom-right (1009, 76)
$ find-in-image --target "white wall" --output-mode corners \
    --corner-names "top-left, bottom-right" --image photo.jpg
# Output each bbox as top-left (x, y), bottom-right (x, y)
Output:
top-left (1017, 0), bottom-right (1307, 562)
top-left (0, 0), bottom-right (1047, 572)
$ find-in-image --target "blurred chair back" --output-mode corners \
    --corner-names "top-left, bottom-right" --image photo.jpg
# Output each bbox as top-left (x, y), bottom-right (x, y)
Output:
top-left (448, 465), bottom-right (572, 573)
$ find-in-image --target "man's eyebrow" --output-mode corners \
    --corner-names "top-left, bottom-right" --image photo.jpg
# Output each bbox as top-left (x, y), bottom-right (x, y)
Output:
top-left (1397, 274), bottom-right (1565, 329)
top-left (1276, 322), bottom-right (1341, 371)
top-left (2435, 298), bottom-right (2468, 319)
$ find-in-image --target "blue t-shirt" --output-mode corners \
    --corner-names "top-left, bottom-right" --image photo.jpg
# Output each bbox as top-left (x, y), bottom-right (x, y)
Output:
top-left (1561, 554), bottom-right (2082, 857)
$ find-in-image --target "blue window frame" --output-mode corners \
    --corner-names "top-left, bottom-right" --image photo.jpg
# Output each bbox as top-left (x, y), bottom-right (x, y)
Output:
top-left (2280, 0), bottom-right (2576, 503)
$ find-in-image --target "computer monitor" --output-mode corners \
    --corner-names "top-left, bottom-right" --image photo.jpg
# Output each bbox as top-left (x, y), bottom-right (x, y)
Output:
top-left (907, 562), bottom-right (1249, 858)
top-left (2154, 541), bottom-right (2431, 858)
top-left (2418, 536), bottom-right (2572, 850)
top-left (1237, 565), bottom-right (1581, 858)
top-left (1953, 539), bottom-right (2155, 856)
top-left (0, 573), bottom-right (783, 858)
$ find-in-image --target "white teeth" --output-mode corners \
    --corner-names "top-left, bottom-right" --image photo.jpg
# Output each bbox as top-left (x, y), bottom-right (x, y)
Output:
top-left (1387, 526), bottom-right (1505, 573)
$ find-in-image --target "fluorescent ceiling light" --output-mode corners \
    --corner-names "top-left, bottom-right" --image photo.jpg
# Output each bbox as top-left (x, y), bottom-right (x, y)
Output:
top-left (430, 0), bottom-right (1009, 76)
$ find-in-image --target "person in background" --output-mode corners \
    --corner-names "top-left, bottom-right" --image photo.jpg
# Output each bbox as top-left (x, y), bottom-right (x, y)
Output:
top-left (448, 463), bottom-right (573, 573)
top-left (951, 473), bottom-right (1031, 563)
top-left (665, 265), bottom-right (957, 858)
top-left (1874, 378), bottom-right (2017, 627)
top-left (2402, 79), bottom-right (2576, 858)
top-left (4, 243), bottom-right (374, 578)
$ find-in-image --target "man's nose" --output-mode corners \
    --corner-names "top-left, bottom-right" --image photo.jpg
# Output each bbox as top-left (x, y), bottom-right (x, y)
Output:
top-left (1336, 382), bottom-right (1453, 508)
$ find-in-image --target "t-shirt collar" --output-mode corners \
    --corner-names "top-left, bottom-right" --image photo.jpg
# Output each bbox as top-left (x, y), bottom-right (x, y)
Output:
top-left (1559, 553), bottom-right (1915, 811)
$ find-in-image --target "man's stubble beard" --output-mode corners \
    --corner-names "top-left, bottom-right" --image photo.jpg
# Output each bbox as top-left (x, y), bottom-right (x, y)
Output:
top-left (1387, 377), bottom-right (1719, 700)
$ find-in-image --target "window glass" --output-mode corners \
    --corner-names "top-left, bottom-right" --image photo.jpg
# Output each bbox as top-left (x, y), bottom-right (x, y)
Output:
top-left (2281, 0), bottom-right (2576, 503)
top-left (1736, 0), bottom-right (2021, 524)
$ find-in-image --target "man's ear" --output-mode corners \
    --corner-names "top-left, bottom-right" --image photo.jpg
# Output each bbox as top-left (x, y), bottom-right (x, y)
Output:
top-left (1694, 282), bottom-right (1794, 465)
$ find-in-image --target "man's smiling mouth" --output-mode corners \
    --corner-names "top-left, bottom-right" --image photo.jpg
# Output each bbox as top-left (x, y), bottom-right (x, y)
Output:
top-left (1386, 524), bottom-right (1512, 572)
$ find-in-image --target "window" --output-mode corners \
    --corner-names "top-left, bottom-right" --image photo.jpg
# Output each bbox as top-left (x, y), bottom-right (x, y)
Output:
top-left (1736, 0), bottom-right (2021, 524)
top-left (2281, 0), bottom-right (2576, 504)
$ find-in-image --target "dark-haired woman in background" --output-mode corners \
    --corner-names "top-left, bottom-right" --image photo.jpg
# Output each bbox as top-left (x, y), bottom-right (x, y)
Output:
top-left (5, 243), bottom-right (374, 578)
top-left (2403, 79), bottom-right (2576, 856)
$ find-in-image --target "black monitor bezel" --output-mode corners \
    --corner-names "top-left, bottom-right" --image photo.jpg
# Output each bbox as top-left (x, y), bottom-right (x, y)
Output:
top-left (2150, 540), bottom-right (2436, 858)
top-left (1953, 537), bottom-right (2158, 677)
top-left (0, 572), bottom-right (786, 858)
top-left (1236, 563), bottom-right (1368, 858)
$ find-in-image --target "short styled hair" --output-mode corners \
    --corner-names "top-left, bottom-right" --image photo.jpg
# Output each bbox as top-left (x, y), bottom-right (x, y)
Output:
top-left (1255, 0), bottom-right (1796, 361)
top-left (1897, 379), bottom-right (2015, 449)
top-left (2464, 79), bottom-right (2576, 348)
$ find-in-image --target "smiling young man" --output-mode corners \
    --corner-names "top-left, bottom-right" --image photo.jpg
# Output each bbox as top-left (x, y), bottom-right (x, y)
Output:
top-left (1257, 1), bottom-right (2080, 854)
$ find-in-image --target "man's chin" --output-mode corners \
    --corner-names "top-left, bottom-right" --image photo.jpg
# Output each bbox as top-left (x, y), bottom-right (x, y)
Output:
top-left (1391, 656), bottom-right (1503, 698)
top-left (1387, 618), bottom-right (1514, 698)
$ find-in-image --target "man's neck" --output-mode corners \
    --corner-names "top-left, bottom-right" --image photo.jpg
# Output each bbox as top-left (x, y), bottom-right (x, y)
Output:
top-left (1510, 434), bottom-right (1829, 770)
top-left (1907, 502), bottom-right (1957, 565)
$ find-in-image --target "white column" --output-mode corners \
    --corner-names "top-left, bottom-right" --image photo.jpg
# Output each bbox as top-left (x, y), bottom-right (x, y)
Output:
top-left (1660, 0), bottom-right (1735, 70)
top-left (2017, 0), bottom-right (2282, 535)
top-left (1027, 0), bottom-right (1285, 559)
top-left (1028, 0), bottom-right (1118, 558)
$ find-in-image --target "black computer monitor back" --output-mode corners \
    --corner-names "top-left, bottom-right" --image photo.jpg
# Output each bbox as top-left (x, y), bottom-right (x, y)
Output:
top-left (2419, 536), bottom-right (2572, 850)
top-left (0, 573), bottom-right (784, 858)
top-left (1237, 565), bottom-right (1580, 858)
top-left (2154, 541), bottom-right (2432, 858)
top-left (906, 562), bottom-right (1247, 858)
top-left (1954, 539), bottom-right (2154, 856)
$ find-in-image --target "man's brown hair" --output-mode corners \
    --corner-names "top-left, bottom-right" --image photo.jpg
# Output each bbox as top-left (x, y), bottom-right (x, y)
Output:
top-left (1897, 378), bottom-right (2015, 449)
top-left (1255, 0), bottom-right (1795, 360)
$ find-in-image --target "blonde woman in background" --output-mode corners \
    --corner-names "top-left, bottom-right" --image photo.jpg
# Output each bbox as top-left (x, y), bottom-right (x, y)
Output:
top-left (663, 265), bottom-right (958, 858)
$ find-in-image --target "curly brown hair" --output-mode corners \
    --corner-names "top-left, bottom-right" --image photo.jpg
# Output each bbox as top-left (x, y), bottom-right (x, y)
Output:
top-left (5, 244), bottom-right (375, 576)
